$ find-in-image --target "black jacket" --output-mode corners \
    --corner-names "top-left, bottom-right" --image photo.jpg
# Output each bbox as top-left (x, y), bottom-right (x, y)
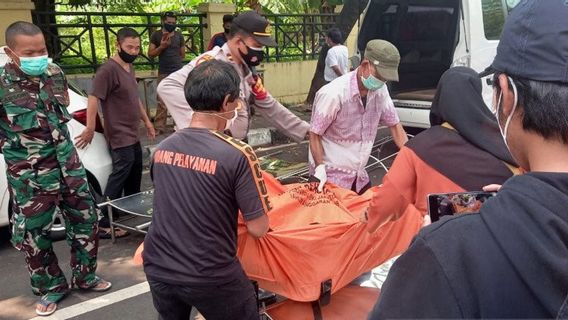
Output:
top-left (370, 172), bottom-right (568, 319)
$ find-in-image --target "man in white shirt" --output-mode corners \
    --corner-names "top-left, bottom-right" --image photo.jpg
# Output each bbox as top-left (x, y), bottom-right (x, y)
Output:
top-left (324, 28), bottom-right (349, 83)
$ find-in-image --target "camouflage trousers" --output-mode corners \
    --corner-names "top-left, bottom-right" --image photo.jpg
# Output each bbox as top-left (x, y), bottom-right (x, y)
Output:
top-left (10, 179), bottom-right (99, 296)
top-left (7, 137), bottom-right (100, 296)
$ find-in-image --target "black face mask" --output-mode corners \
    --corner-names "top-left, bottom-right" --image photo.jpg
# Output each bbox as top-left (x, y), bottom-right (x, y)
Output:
top-left (238, 43), bottom-right (264, 67)
top-left (118, 47), bottom-right (138, 64)
top-left (164, 24), bottom-right (176, 33)
top-left (224, 27), bottom-right (230, 34)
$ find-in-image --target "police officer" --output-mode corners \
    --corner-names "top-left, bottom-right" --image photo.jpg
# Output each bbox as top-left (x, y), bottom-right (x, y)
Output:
top-left (0, 22), bottom-right (111, 317)
top-left (158, 11), bottom-right (310, 141)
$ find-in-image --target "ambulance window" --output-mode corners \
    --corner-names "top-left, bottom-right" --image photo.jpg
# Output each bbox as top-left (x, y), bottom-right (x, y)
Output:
top-left (482, 0), bottom-right (506, 40)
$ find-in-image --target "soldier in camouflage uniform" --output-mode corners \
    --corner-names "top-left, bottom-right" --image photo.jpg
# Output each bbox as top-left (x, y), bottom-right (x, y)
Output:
top-left (0, 21), bottom-right (111, 316)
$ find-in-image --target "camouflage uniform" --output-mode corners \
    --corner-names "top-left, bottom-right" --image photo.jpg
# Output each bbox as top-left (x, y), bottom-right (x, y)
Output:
top-left (0, 62), bottom-right (99, 297)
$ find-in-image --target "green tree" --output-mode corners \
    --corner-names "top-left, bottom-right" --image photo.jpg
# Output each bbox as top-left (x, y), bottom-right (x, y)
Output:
top-left (306, 0), bottom-right (367, 105)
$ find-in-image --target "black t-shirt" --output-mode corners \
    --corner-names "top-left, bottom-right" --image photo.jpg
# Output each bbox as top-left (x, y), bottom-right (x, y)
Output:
top-left (143, 128), bottom-right (271, 286)
top-left (150, 30), bottom-right (184, 75)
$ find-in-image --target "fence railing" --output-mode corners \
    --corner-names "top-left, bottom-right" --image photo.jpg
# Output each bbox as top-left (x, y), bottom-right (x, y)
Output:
top-left (264, 13), bottom-right (338, 62)
top-left (32, 11), bottom-right (206, 73)
top-left (32, 11), bottom-right (339, 73)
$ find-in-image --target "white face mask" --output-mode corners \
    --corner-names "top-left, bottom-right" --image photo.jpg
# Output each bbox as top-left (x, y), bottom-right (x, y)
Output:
top-left (493, 76), bottom-right (518, 150)
top-left (195, 102), bottom-right (240, 131)
top-left (223, 109), bottom-right (238, 131)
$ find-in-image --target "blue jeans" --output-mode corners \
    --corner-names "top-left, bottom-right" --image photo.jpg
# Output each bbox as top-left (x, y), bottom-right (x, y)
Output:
top-left (148, 273), bottom-right (258, 320)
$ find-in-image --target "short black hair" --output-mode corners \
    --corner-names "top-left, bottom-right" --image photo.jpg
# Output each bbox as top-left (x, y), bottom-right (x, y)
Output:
top-left (223, 14), bottom-right (234, 24)
top-left (327, 27), bottom-right (343, 45)
top-left (117, 27), bottom-right (140, 43)
top-left (5, 21), bottom-right (43, 48)
top-left (162, 11), bottom-right (177, 21)
top-left (184, 60), bottom-right (240, 112)
top-left (493, 72), bottom-right (568, 144)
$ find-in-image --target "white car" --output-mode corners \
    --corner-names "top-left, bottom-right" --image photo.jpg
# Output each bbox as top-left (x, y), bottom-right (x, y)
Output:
top-left (0, 48), bottom-right (112, 239)
top-left (356, 0), bottom-right (520, 128)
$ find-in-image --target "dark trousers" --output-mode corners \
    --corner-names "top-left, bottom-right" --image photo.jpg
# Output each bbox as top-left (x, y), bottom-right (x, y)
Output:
top-left (100, 142), bottom-right (143, 227)
top-left (148, 274), bottom-right (258, 320)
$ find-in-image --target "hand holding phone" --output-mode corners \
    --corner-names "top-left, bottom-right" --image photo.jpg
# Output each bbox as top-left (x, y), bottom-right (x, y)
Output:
top-left (427, 191), bottom-right (496, 222)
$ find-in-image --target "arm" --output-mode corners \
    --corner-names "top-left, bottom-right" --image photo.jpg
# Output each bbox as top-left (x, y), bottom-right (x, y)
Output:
top-left (331, 65), bottom-right (344, 77)
top-left (366, 147), bottom-right (416, 232)
top-left (369, 237), bottom-right (462, 319)
top-left (148, 43), bottom-right (163, 59)
top-left (245, 214), bottom-right (269, 238)
top-left (234, 148), bottom-right (272, 238)
top-left (249, 76), bottom-right (310, 142)
top-left (139, 99), bottom-right (155, 139)
top-left (389, 123), bottom-right (408, 148)
top-left (156, 63), bottom-right (195, 129)
top-left (309, 132), bottom-right (325, 166)
top-left (75, 96), bottom-right (101, 149)
top-left (148, 32), bottom-right (169, 59)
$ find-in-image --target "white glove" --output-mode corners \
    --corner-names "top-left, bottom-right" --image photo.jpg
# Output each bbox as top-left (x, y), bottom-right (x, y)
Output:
top-left (314, 164), bottom-right (327, 192)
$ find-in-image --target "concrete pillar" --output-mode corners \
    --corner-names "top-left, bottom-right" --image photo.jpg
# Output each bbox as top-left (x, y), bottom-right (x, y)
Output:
top-left (0, 0), bottom-right (35, 46)
top-left (197, 2), bottom-right (236, 50)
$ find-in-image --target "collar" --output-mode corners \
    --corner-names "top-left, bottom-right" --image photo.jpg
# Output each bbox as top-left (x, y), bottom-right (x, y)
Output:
top-left (221, 43), bottom-right (253, 79)
top-left (349, 69), bottom-right (362, 99)
top-left (1, 62), bottom-right (61, 83)
top-left (2, 62), bottom-right (26, 82)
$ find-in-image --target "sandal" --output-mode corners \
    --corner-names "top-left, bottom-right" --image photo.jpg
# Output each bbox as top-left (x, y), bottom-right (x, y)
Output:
top-left (98, 227), bottom-right (129, 239)
top-left (73, 275), bottom-right (112, 292)
top-left (35, 292), bottom-right (65, 316)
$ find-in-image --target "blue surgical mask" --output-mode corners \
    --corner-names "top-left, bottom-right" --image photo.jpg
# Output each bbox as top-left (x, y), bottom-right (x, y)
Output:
top-left (360, 66), bottom-right (385, 91)
top-left (19, 55), bottom-right (49, 76)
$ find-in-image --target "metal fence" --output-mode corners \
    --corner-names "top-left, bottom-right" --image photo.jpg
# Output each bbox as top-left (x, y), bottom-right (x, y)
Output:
top-left (31, 11), bottom-right (338, 73)
top-left (32, 11), bottom-right (206, 73)
top-left (264, 13), bottom-right (338, 62)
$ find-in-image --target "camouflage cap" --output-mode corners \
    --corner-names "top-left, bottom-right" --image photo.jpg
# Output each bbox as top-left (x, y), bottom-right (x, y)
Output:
top-left (364, 39), bottom-right (400, 82)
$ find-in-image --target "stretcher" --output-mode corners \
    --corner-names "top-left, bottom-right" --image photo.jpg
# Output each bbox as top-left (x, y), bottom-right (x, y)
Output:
top-left (131, 172), bottom-right (423, 319)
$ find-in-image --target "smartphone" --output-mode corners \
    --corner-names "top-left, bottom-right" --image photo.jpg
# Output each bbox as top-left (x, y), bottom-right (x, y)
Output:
top-left (427, 191), bottom-right (496, 222)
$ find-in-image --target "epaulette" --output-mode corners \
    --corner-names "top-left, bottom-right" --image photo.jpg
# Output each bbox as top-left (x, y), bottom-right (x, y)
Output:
top-left (196, 55), bottom-right (214, 66)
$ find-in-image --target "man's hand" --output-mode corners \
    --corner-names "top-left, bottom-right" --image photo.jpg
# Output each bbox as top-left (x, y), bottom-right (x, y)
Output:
top-left (250, 75), bottom-right (268, 101)
top-left (483, 184), bottom-right (502, 192)
top-left (146, 122), bottom-right (156, 140)
top-left (160, 34), bottom-right (171, 49)
top-left (75, 127), bottom-right (95, 149)
top-left (314, 164), bottom-right (327, 192)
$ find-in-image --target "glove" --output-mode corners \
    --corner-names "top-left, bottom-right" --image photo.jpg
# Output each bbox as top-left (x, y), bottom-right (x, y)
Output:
top-left (250, 75), bottom-right (268, 101)
top-left (314, 164), bottom-right (327, 193)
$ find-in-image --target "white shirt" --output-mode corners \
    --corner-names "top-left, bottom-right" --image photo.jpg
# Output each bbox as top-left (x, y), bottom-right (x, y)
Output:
top-left (324, 45), bottom-right (349, 82)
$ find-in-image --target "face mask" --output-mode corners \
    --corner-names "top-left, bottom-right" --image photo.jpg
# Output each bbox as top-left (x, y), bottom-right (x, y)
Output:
top-left (18, 55), bottom-right (49, 76)
top-left (360, 65), bottom-right (385, 91)
top-left (224, 28), bottom-right (230, 34)
top-left (238, 42), bottom-right (264, 67)
top-left (163, 24), bottom-right (176, 33)
top-left (118, 47), bottom-right (138, 64)
top-left (224, 109), bottom-right (238, 130)
top-left (493, 76), bottom-right (518, 150)
top-left (195, 102), bottom-right (240, 131)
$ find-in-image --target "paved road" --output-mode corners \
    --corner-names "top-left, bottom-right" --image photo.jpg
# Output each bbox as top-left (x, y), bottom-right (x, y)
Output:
top-left (0, 122), bottom-right (402, 320)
